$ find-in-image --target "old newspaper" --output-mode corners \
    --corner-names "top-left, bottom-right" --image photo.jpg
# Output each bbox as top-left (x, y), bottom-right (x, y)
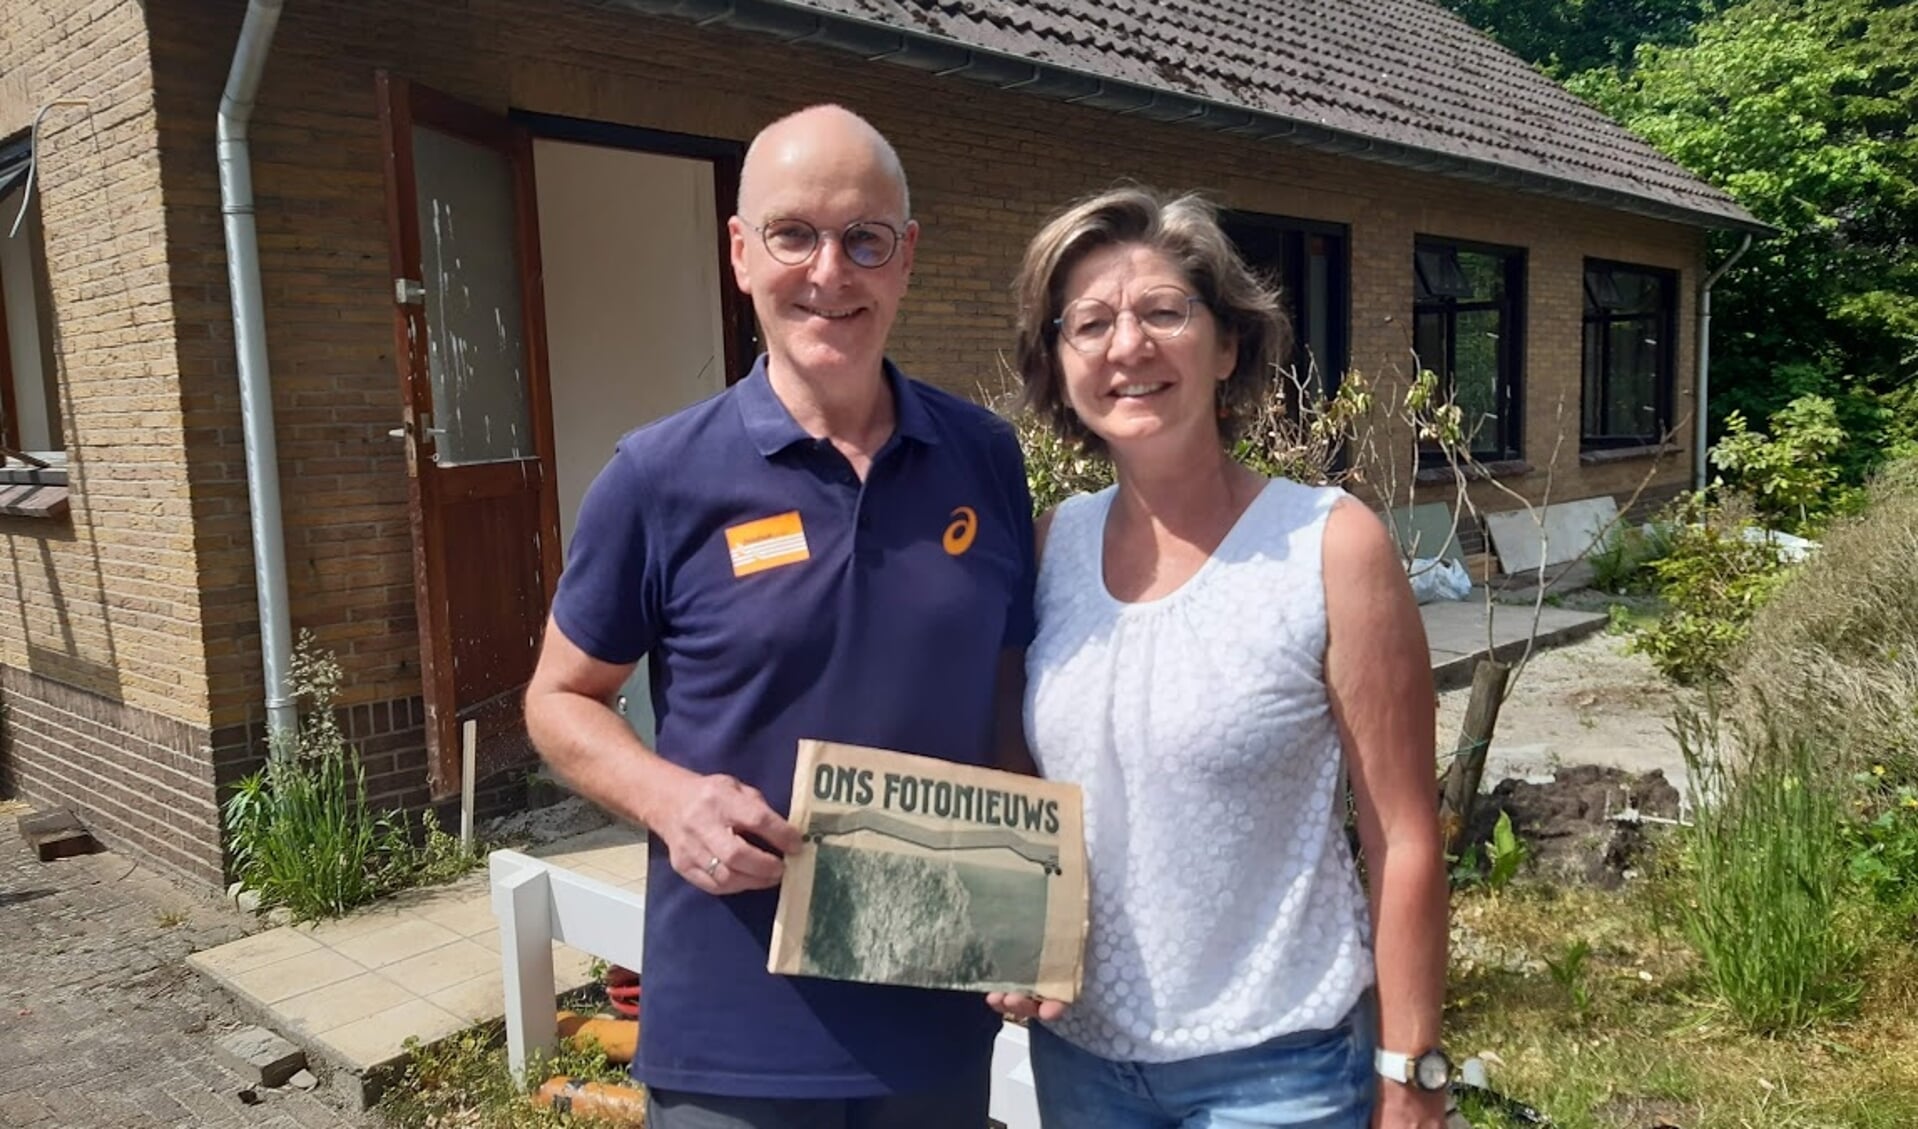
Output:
top-left (770, 740), bottom-right (1087, 1002)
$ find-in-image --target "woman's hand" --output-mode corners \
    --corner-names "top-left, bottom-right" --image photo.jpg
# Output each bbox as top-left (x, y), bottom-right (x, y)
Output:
top-left (985, 991), bottom-right (1068, 1022)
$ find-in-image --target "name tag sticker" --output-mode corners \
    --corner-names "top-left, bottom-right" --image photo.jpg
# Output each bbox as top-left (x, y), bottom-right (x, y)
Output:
top-left (726, 511), bottom-right (811, 578)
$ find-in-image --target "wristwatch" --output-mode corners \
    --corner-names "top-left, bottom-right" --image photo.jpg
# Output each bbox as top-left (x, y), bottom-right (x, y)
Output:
top-left (1375, 1047), bottom-right (1452, 1091)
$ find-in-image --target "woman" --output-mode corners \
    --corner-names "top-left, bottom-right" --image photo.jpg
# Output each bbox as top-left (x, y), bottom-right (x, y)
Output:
top-left (989, 188), bottom-right (1449, 1129)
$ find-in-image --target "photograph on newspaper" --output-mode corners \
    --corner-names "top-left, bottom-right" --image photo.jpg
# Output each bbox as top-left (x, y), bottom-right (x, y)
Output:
top-left (770, 739), bottom-right (1087, 1001)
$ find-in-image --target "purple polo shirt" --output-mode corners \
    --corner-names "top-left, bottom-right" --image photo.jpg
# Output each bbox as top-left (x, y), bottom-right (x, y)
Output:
top-left (550, 356), bottom-right (1036, 1098)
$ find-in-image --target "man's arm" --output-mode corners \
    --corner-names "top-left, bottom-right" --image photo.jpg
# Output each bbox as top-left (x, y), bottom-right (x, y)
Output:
top-left (993, 648), bottom-right (1037, 777)
top-left (1322, 499), bottom-right (1448, 1129)
top-left (525, 618), bottom-right (801, 894)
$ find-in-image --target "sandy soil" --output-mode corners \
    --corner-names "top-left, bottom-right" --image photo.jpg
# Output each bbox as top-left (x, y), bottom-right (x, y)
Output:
top-left (1436, 629), bottom-right (1689, 790)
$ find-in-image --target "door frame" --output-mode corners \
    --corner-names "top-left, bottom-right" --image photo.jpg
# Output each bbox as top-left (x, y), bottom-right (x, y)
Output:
top-left (376, 72), bottom-right (563, 795)
top-left (512, 111), bottom-right (757, 384)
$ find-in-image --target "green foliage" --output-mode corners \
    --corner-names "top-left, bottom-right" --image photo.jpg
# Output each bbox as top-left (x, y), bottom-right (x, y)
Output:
top-left (1589, 520), bottom-right (1675, 594)
top-left (1543, 936), bottom-right (1594, 1017)
top-left (1843, 773), bottom-right (1918, 936)
top-left (1710, 394), bottom-right (1864, 534)
top-left (1011, 408), bottom-right (1112, 514)
top-left (1013, 368), bottom-right (1377, 514)
top-left (1676, 709), bottom-right (1861, 1033)
top-left (379, 1022), bottom-right (630, 1128)
top-left (1439, 0), bottom-right (1717, 76)
top-left (1570, 0), bottom-right (1918, 482)
top-left (223, 632), bottom-right (479, 922)
top-left (1629, 494), bottom-right (1791, 684)
top-left (1486, 810), bottom-right (1529, 890)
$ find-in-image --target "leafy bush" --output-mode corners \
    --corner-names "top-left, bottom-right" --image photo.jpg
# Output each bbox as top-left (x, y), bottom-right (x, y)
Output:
top-left (1588, 521), bottom-right (1674, 594)
top-left (1629, 494), bottom-right (1791, 685)
top-left (1710, 394), bottom-right (1865, 535)
top-left (1011, 408), bottom-right (1111, 514)
top-left (1011, 366), bottom-right (1373, 513)
top-left (224, 633), bottom-right (478, 921)
top-left (1677, 709), bottom-right (1861, 1033)
top-left (1843, 773), bottom-right (1918, 938)
top-left (1729, 457), bottom-right (1918, 782)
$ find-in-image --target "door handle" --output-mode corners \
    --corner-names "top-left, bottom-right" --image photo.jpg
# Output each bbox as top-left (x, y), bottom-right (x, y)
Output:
top-left (388, 415), bottom-right (448, 440)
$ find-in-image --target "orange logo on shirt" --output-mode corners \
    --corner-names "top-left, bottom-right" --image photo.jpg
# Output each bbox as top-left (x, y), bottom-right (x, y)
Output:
top-left (943, 506), bottom-right (978, 556)
top-left (726, 511), bottom-right (810, 577)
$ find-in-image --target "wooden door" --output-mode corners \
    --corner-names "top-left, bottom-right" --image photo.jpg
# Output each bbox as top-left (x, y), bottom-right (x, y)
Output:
top-left (377, 74), bottom-right (561, 797)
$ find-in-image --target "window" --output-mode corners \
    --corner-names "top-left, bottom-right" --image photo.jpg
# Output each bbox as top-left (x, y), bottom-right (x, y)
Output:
top-left (1219, 211), bottom-right (1350, 400)
top-left (1582, 261), bottom-right (1675, 449)
top-left (0, 133), bottom-right (63, 463)
top-left (1414, 239), bottom-right (1524, 463)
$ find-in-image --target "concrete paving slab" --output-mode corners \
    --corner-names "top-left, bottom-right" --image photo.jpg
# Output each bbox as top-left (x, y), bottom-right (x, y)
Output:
top-left (1420, 591), bottom-right (1608, 691)
top-left (190, 825), bottom-right (643, 1109)
top-left (1485, 496), bottom-right (1618, 573)
top-left (328, 917), bottom-right (463, 971)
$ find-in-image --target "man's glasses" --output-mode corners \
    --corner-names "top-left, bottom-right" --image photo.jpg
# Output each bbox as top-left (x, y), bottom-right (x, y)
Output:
top-left (1054, 286), bottom-right (1206, 354)
top-left (755, 218), bottom-right (905, 269)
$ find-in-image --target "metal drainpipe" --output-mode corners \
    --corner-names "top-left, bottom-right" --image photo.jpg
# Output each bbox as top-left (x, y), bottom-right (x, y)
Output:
top-left (217, 0), bottom-right (296, 748)
top-left (1694, 232), bottom-right (1754, 490)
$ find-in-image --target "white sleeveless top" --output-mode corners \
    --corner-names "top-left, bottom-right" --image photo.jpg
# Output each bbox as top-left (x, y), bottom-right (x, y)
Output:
top-left (1025, 479), bottom-right (1374, 1062)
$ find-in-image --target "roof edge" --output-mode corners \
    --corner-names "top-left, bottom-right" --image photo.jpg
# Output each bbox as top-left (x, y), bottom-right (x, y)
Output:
top-left (598, 0), bottom-right (1774, 236)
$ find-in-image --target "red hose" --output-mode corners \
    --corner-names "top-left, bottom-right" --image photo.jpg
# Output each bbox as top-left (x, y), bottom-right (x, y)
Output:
top-left (605, 964), bottom-right (641, 1019)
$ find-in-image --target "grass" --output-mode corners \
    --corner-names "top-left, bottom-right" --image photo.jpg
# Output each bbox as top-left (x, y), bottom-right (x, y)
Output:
top-left (1729, 457), bottom-right (1918, 783)
top-left (1447, 877), bottom-right (1918, 1128)
top-left (378, 1015), bottom-right (634, 1129)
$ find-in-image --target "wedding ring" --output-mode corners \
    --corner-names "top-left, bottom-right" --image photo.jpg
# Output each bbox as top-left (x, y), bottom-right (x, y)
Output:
top-left (702, 855), bottom-right (721, 876)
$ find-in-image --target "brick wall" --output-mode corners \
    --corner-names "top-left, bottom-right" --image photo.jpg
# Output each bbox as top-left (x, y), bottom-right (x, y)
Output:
top-left (151, 0), bottom-right (1707, 721)
top-left (0, 2), bottom-right (227, 884)
top-left (4, 0), bottom-right (1714, 883)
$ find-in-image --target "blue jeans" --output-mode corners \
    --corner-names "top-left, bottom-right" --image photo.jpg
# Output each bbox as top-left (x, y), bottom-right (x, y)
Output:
top-left (1028, 998), bottom-right (1377, 1129)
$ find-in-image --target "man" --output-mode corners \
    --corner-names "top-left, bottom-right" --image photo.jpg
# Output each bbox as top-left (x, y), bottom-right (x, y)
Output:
top-left (524, 104), bottom-right (1036, 1128)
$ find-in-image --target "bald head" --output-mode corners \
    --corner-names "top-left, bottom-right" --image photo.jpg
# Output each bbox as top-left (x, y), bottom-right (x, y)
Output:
top-left (737, 104), bottom-right (911, 220)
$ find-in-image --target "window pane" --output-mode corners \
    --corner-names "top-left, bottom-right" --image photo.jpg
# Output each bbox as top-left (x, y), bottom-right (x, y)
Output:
top-left (1414, 311), bottom-right (1445, 378)
top-left (1583, 321), bottom-right (1605, 437)
top-left (1454, 308), bottom-right (1504, 454)
top-left (0, 186), bottom-right (61, 452)
top-left (1456, 250), bottom-right (1504, 303)
top-left (412, 125), bottom-right (535, 467)
top-left (1610, 269), bottom-right (1660, 315)
top-left (1607, 318), bottom-right (1660, 439)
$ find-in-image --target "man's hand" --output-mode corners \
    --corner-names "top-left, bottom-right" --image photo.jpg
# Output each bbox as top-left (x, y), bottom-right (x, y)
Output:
top-left (1373, 1082), bottom-right (1447, 1129)
top-left (652, 772), bottom-right (804, 895)
top-left (985, 991), bottom-right (1068, 1023)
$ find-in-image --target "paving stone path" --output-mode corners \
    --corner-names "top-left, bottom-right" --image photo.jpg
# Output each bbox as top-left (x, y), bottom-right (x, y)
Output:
top-left (0, 800), bottom-right (374, 1129)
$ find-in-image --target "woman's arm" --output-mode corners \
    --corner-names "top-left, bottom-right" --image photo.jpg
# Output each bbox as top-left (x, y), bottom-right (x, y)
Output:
top-left (1322, 498), bottom-right (1449, 1128)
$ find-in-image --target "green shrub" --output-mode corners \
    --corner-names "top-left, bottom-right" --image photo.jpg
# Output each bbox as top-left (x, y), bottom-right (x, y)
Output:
top-left (223, 633), bottom-right (477, 921)
top-left (1008, 366), bottom-right (1376, 514)
top-left (1629, 494), bottom-right (1791, 685)
top-left (1710, 394), bottom-right (1865, 535)
top-left (1677, 709), bottom-right (1861, 1033)
top-left (1729, 457), bottom-right (1918, 783)
top-left (1588, 521), bottom-right (1673, 594)
top-left (1843, 775), bottom-right (1918, 938)
top-left (1011, 408), bottom-right (1112, 514)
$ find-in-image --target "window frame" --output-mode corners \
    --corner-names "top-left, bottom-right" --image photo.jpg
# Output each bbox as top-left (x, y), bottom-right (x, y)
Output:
top-left (1580, 259), bottom-right (1678, 451)
top-left (1413, 236), bottom-right (1526, 465)
top-left (0, 169), bottom-right (65, 466)
top-left (1217, 209), bottom-right (1352, 403)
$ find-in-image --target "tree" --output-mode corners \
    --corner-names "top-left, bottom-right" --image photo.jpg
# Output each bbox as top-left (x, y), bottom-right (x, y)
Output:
top-left (1438, 0), bottom-right (1718, 75)
top-left (1570, 0), bottom-right (1918, 481)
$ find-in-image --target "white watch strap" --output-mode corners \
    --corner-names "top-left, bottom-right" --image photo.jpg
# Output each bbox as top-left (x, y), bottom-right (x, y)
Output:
top-left (1374, 1048), bottom-right (1413, 1084)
